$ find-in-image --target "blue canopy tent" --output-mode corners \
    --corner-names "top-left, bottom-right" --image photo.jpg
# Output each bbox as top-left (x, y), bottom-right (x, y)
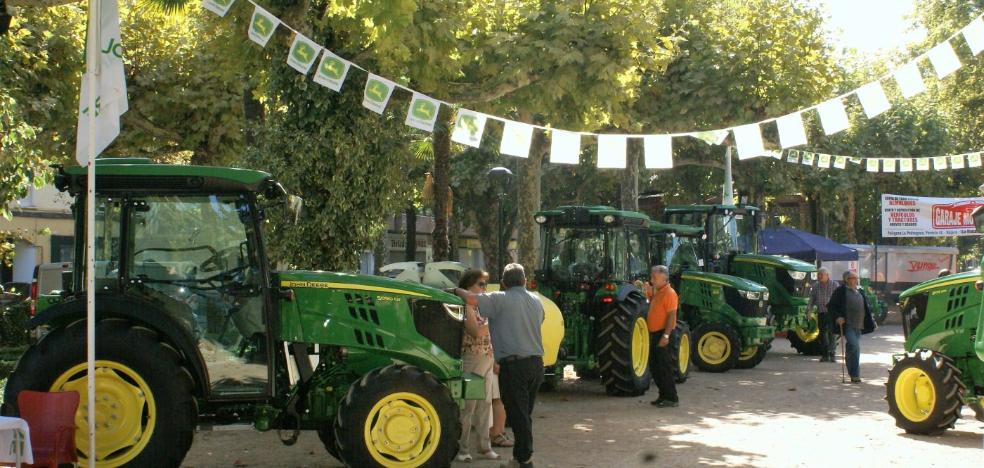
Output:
top-left (759, 227), bottom-right (858, 262)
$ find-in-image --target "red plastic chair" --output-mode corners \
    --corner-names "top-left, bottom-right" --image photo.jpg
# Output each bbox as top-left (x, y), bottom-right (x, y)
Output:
top-left (16, 390), bottom-right (79, 468)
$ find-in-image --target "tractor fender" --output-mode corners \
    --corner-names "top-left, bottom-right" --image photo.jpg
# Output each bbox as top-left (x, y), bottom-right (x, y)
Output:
top-left (615, 284), bottom-right (644, 303)
top-left (28, 294), bottom-right (210, 399)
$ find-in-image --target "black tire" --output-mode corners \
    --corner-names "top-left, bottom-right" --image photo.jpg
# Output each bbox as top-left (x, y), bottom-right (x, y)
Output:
top-left (787, 327), bottom-right (826, 356)
top-left (670, 321), bottom-right (692, 383)
top-left (317, 424), bottom-right (341, 461)
top-left (575, 367), bottom-right (600, 380)
top-left (886, 350), bottom-right (965, 435)
top-left (597, 292), bottom-right (651, 397)
top-left (334, 364), bottom-right (460, 467)
top-left (735, 345), bottom-right (767, 369)
top-left (692, 322), bottom-right (740, 373)
top-left (1, 318), bottom-right (197, 467)
top-left (540, 365), bottom-right (560, 392)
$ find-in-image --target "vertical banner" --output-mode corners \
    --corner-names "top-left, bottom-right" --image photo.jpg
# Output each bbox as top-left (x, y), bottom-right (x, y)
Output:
top-left (733, 123), bottom-right (766, 159)
top-left (933, 156), bottom-right (949, 170)
top-left (883, 158), bottom-right (897, 172)
top-left (248, 4), bottom-right (281, 47)
top-left (882, 193), bottom-right (984, 237)
top-left (776, 112), bottom-right (808, 148)
top-left (786, 149), bottom-right (800, 163)
top-left (950, 154), bottom-right (966, 169)
top-left (968, 152), bottom-right (983, 168)
top-left (314, 50), bottom-right (351, 91)
top-left (928, 41), bottom-right (961, 78)
top-left (817, 153), bottom-right (831, 168)
top-left (834, 155), bottom-right (847, 169)
top-left (287, 33), bottom-right (321, 75)
top-left (816, 98), bottom-right (850, 135)
top-left (963, 17), bottom-right (984, 55)
top-left (801, 152), bottom-right (815, 166)
top-left (550, 130), bottom-right (581, 165)
top-left (405, 93), bottom-right (441, 132)
top-left (894, 61), bottom-right (926, 98)
top-left (856, 81), bottom-right (891, 118)
top-left (597, 134), bottom-right (628, 168)
top-left (866, 158), bottom-right (880, 172)
top-left (500, 120), bottom-right (534, 158)
top-left (643, 135), bottom-right (673, 169)
top-left (691, 129), bottom-right (729, 146)
top-left (451, 109), bottom-right (488, 148)
top-left (899, 158), bottom-right (913, 172)
top-left (362, 74), bottom-right (395, 114)
top-left (916, 158), bottom-right (931, 171)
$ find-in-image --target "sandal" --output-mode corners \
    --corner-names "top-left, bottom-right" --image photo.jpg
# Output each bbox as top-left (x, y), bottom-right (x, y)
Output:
top-left (491, 433), bottom-right (514, 447)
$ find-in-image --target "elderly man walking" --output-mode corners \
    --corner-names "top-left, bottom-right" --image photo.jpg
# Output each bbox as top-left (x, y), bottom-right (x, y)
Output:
top-left (455, 263), bottom-right (544, 468)
top-left (645, 265), bottom-right (679, 408)
top-left (827, 271), bottom-right (876, 383)
top-left (808, 267), bottom-right (839, 362)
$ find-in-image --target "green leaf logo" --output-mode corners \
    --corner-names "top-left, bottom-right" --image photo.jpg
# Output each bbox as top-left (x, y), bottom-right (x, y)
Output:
top-left (458, 114), bottom-right (478, 135)
top-left (292, 41), bottom-right (315, 64)
top-left (366, 80), bottom-right (390, 103)
top-left (320, 57), bottom-right (345, 79)
top-left (412, 99), bottom-right (437, 120)
top-left (253, 14), bottom-right (273, 36)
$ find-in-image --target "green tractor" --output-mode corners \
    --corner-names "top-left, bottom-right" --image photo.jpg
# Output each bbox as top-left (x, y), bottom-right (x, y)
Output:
top-left (2, 159), bottom-right (484, 467)
top-left (662, 204), bottom-right (817, 350)
top-left (531, 206), bottom-right (691, 396)
top-left (649, 223), bottom-right (774, 372)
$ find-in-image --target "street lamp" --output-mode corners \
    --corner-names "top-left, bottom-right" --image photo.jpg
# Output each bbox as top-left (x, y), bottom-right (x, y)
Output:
top-left (487, 166), bottom-right (513, 279)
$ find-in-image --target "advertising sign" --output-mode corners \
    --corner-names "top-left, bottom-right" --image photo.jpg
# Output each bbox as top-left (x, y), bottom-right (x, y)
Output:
top-left (881, 194), bottom-right (984, 237)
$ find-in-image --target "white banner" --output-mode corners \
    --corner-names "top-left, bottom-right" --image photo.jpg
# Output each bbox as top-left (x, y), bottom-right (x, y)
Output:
top-left (776, 112), bottom-right (807, 148)
top-left (405, 93), bottom-right (441, 132)
top-left (733, 123), bottom-right (765, 159)
top-left (550, 130), bottom-right (581, 165)
top-left (963, 17), bottom-right (984, 55)
top-left (856, 81), bottom-right (891, 118)
top-left (881, 193), bottom-right (984, 237)
top-left (287, 33), bottom-right (321, 75)
top-left (248, 4), bottom-right (281, 47)
top-left (451, 109), bottom-right (487, 148)
top-left (644, 135), bottom-right (672, 169)
top-left (76, 0), bottom-right (128, 165)
top-left (500, 120), bottom-right (534, 158)
top-left (894, 61), bottom-right (925, 98)
top-left (816, 97), bottom-right (850, 135)
top-left (597, 134), bottom-right (627, 168)
top-left (313, 50), bottom-right (351, 91)
top-left (928, 41), bottom-right (961, 78)
top-left (362, 74), bottom-right (395, 114)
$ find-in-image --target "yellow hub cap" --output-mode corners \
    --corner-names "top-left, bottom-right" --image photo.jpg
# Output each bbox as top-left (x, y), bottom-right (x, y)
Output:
top-left (697, 331), bottom-right (731, 365)
top-left (795, 320), bottom-right (820, 343)
top-left (50, 361), bottom-right (156, 467)
top-left (631, 317), bottom-right (650, 377)
top-left (740, 346), bottom-right (759, 361)
top-left (894, 367), bottom-right (936, 423)
top-left (678, 334), bottom-right (691, 375)
top-left (364, 392), bottom-right (440, 467)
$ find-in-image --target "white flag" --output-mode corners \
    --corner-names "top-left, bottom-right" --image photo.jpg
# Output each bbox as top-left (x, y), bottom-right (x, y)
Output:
top-left (362, 74), bottom-right (395, 114)
top-left (287, 33), bottom-right (321, 75)
top-left (928, 41), bottom-right (961, 78)
top-left (883, 158), bottom-right (897, 172)
top-left (786, 150), bottom-right (799, 164)
top-left (313, 50), bottom-right (351, 91)
top-left (500, 120), bottom-right (534, 158)
top-left (894, 62), bottom-right (925, 99)
top-left (690, 129), bottom-right (729, 146)
top-left (866, 159), bottom-right (879, 172)
top-left (916, 158), bottom-right (931, 171)
top-left (248, 4), bottom-right (281, 47)
top-left (597, 135), bottom-right (628, 168)
top-left (643, 135), bottom-right (673, 169)
top-left (899, 158), bottom-right (913, 172)
top-left (732, 123), bottom-right (766, 159)
top-left (834, 156), bottom-right (847, 169)
top-left (933, 156), bottom-right (949, 170)
top-left (801, 152), bottom-right (815, 166)
top-left (451, 110), bottom-right (488, 148)
top-left (76, 0), bottom-right (128, 165)
top-left (856, 81), bottom-right (891, 118)
top-left (202, 0), bottom-right (236, 17)
top-left (850, 157), bottom-right (863, 165)
top-left (950, 154), bottom-right (966, 169)
top-left (816, 98), bottom-right (850, 135)
top-left (405, 93), bottom-right (441, 132)
top-left (817, 153), bottom-right (831, 168)
top-left (963, 17), bottom-right (984, 55)
top-left (776, 112), bottom-right (808, 148)
top-left (550, 130), bottom-right (581, 165)
top-left (968, 153), bottom-right (983, 168)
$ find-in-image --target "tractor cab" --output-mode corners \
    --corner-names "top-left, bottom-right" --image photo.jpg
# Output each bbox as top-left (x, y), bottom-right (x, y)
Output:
top-left (663, 204), bottom-right (759, 274)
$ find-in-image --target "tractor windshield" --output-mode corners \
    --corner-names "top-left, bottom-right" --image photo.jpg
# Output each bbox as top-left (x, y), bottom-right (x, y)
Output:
top-left (662, 234), bottom-right (702, 277)
top-left (708, 211), bottom-right (757, 257)
top-left (543, 227), bottom-right (607, 283)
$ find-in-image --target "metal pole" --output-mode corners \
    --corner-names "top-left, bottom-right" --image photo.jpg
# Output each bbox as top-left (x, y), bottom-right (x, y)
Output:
top-left (722, 146), bottom-right (734, 205)
top-left (497, 194), bottom-right (504, 279)
top-left (85, 0), bottom-right (100, 465)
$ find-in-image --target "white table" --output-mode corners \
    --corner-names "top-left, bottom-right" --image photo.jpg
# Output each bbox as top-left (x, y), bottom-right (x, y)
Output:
top-left (0, 416), bottom-right (32, 467)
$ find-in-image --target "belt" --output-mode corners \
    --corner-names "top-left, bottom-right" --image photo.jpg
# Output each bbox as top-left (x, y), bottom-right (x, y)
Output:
top-left (498, 355), bottom-right (539, 364)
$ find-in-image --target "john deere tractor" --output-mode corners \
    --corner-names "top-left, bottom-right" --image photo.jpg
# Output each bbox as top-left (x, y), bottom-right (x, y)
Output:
top-left (531, 206), bottom-right (691, 396)
top-left (663, 204), bottom-right (817, 350)
top-left (2, 159), bottom-right (484, 467)
top-left (650, 223), bottom-right (774, 372)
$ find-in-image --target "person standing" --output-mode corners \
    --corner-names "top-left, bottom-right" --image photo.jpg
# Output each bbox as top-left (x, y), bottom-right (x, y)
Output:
top-left (645, 265), bottom-right (679, 408)
top-left (455, 270), bottom-right (500, 462)
top-left (808, 267), bottom-right (839, 362)
top-left (827, 271), bottom-right (876, 383)
top-left (454, 263), bottom-right (544, 468)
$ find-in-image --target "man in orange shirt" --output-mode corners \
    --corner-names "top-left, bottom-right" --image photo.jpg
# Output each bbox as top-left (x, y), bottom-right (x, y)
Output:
top-left (646, 265), bottom-right (679, 407)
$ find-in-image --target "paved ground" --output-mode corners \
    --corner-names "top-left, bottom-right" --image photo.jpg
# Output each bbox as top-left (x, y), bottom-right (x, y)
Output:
top-left (184, 318), bottom-right (984, 467)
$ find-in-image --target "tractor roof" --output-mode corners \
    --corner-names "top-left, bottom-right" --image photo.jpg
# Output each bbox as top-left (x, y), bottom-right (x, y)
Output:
top-left (649, 222), bottom-right (704, 237)
top-left (535, 205), bottom-right (652, 222)
top-left (663, 204), bottom-right (761, 214)
top-left (898, 269), bottom-right (980, 299)
top-left (57, 158), bottom-right (274, 195)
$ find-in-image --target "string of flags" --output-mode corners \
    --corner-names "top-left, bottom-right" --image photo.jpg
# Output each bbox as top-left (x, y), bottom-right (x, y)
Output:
top-left (202, 0), bottom-right (984, 170)
top-left (778, 148), bottom-right (984, 172)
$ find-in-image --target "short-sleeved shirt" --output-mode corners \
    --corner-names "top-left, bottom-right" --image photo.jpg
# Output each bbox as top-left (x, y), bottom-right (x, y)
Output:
top-left (476, 286), bottom-right (544, 362)
top-left (647, 284), bottom-right (678, 332)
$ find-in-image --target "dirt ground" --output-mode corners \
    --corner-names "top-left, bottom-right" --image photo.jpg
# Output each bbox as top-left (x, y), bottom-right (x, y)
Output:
top-left (184, 317), bottom-right (984, 468)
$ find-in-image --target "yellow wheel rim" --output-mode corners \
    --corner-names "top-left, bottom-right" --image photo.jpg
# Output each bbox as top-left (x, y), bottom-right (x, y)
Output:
top-left (50, 361), bottom-right (156, 467)
top-left (795, 320), bottom-right (820, 343)
top-left (697, 331), bottom-right (731, 365)
top-left (631, 317), bottom-right (650, 377)
top-left (739, 346), bottom-right (759, 361)
top-left (364, 392), bottom-right (441, 467)
top-left (678, 333), bottom-right (691, 375)
top-left (894, 367), bottom-right (936, 423)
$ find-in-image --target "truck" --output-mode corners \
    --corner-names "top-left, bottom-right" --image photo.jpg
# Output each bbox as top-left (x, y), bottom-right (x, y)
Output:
top-left (1, 158), bottom-right (484, 467)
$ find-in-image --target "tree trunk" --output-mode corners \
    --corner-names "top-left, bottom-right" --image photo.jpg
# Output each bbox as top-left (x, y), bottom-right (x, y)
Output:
top-left (405, 206), bottom-right (417, 262)
top-left (431, 114), bottom-right (452, 261)
top-left (845, 193), bottom-right (857, 243)
top-left (516, 129), bottom-right (545, 273)
top-left (620, 142), bottom-right (640, 211)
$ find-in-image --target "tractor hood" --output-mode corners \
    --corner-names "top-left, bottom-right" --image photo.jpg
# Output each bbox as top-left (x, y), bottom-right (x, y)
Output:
top-left (278, 271), bottom-right (463, 304)
top-left (681, 271), bottom-right (768, 293)
top-left (732, 254), bottom-right (816, 272)
top-left (899, 269), bottom-right (979, 299)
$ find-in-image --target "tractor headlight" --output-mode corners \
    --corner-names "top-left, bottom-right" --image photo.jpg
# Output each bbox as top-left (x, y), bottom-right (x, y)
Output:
top-left (789, 271), bottom-right (807, 280)
top-left (443, 303), bottom-right (465, 321)
top-left (535, 215), bottom-right (547, 224)
top-left (739, 290), bottom-right (761, 301)
top-left (603, 215), bottom-right (615, 224)
top-left (763, 291), bottom-right (770, 301)
top-left (810, 272), bottom-right (818, 280)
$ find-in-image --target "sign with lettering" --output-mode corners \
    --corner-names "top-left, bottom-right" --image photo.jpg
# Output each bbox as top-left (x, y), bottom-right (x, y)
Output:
top-left (882, 194), bottom-right (984, 237)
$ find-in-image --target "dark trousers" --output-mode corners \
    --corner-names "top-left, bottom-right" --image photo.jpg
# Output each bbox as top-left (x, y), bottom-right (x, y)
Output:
top-left (845, 327), bottom-right (861, 378)
top-left (649, 331), bottom-right (678, 402)
top-left (819, 313), bottom-right (836, 360)
top-left (498, 356), bottom-right (543, 463)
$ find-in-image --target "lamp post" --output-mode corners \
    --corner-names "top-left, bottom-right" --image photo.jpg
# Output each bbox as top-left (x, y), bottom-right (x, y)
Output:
top-left (487, 167), bottom-right (513, 279)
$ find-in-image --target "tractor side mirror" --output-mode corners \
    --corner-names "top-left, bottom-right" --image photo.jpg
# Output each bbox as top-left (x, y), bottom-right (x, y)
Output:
top-left (286, 195), bottom-right (303, 224)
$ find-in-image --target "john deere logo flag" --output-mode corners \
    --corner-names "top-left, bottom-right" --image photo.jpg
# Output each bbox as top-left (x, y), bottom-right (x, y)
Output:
top-left (362, 74), bottom-right (395, 114)
top-left (202, 0), bottom-right (236, 17)
top-left (287, 33), bottom-right (320, 75)
top-left (405, 93), bottom-right (441, 132)
top-left (314, 50), bottom-right (350, 91)
top-left (248, 5), bottom-right (280, 47)
top-left (451, 109), bottom-right (488, 148)
top-left (76, 0), bottom-right (128, 165)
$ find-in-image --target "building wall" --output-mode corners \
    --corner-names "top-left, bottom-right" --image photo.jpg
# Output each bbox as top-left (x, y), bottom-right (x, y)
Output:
top-left (1, 185), bottom-right (74, 283)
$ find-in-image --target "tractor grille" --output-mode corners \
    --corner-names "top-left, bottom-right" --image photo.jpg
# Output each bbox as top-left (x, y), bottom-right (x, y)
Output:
top-left (724, 288), bottom-right (768, 318)
top-left (777, 270), bottom-right (810, 298)
top-left (410, 300), bottom-right (463, 359)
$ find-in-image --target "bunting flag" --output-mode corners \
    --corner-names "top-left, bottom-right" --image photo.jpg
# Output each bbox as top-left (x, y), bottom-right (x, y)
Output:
top-left (550, 130), bottom-right (581, 165)
top-left (850, 157), bottom-right (863, 164)
top-left (894, 62), bottom-right (926, 99)
top-left (287, 33), bottom-right (321, 75)
top-left (248, 4), bottom-right (280, 47)
top-left (644, 135), bottom-right (673, 169)
top-left (928, 41), bottom-right (961, 78)
top-left (76, 0), bottom-right (128, 165)
top-left (451, 110), bottom-right (488, 148)
top-left (969, 153), bottom-right (983, 168)
top-left (883, 158), bottom-right (897, 172)
top-left (405, 93), bottom-right (441, 132)
top-left (816, 98), bottom-right (850, 135)
top-left (786, 149), bottom-right (800, 164)
top-left (313, 50), bottom-right (351, 91)
top-left (899, 158), bottom-right (913, 172)
top-left (856, 81), bottom-right (891, 119)
top-left (691, 129), bottom-right (729, 146)
top-left (202, 0), bottom-right (236, 17)
top-left (834, 155), bottom-right (847, 169)
top-left (500, 120), bottom-right (534, 158)
top-left (733, 123), bottom-right (766, 159)
top-left (866, 158), bottom-right (880, 172)
top-left (817, 153), bottom-right (831, 168)
top-left (963, 17), bottom-right (984, 55)
top-left (933, 156), bottom-right (948, 170)
top-left (916, 158), bottom-right (931, 171)
top-left (950, 154), bottom-right (966, 169)
top-left (597, 135), bottom-right (628, 168)
top-left (776, 112), bottom-right (808, 148)
top-left (362, 74), bottom-right (395, 114)
top-left (801, 152), bottom-right (815, 166)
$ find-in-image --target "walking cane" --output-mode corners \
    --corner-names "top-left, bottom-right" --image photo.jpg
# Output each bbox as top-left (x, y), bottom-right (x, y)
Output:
top-left (839, 321), bottom-right (846, 384)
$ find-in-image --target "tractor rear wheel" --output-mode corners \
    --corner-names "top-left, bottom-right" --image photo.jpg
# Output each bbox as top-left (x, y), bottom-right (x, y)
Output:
top-left (735, 345), bottom-right (767, 369)
top-left (787, 320), bottom-right (826, 356)
top-left (317, 425), bottom-right (341, 461)
top-left (670, 322), bottom-right (692, 383)
top-left (1, 318), bottom-right (197, 467)
top-left (692, 322), bottom-right (740, 373)
top-left (334, 364), bottom-right (460, 467)
top-left (598, 293), bottom-right (651, 396)
top-left (886, 350), bottom-right (965, 435)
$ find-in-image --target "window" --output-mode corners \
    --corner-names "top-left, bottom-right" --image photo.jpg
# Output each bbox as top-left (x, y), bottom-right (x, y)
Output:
top-left (626, 230), bottom-right (647, 279)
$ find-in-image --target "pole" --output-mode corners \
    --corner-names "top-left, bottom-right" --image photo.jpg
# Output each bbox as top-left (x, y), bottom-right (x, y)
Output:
top-left (85, 0), bottom-right (100, 465)
top-left (497, 194), bottom-right (504, 279)
top-left (722, 146), bottom-right (734, 205)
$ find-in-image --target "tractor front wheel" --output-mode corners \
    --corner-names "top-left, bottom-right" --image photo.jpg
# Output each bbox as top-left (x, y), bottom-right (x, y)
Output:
top-left (693, 322), bottom-right (740, 373)
top-left (334, 364), bottom-right (460, 467)
top-left (886, 350), bottom-right (965, 435)
top-left (735, 344), bottom-right (768, 369)
top-left (787, 320), bottom-right (826, 356)
top-left (670, 322), bottom-right (692, 383)
top-left (598, 293), bottom-right (651, 396)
